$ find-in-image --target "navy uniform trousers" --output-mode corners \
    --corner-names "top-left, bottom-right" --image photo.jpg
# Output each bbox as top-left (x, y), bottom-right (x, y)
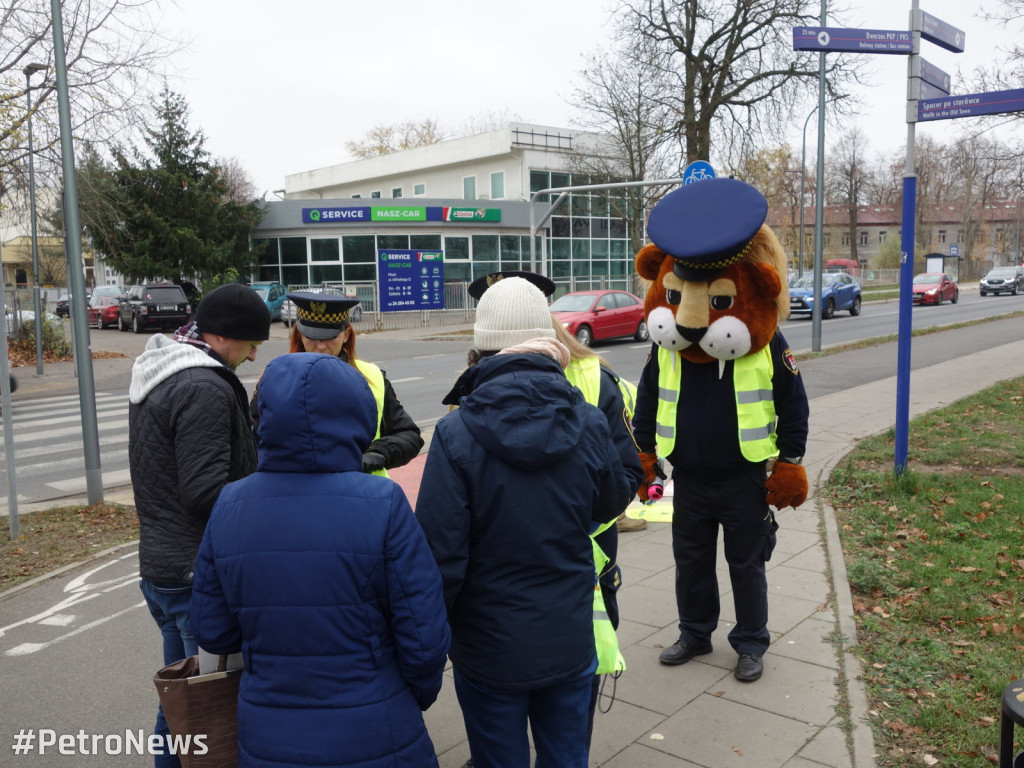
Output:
top-left (671, 464), bottom-right (778, 656)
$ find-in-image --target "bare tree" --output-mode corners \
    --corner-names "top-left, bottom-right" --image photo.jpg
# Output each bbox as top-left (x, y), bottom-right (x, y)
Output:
top-left (825, 126), bottom-right (872, 262)
top-left (0, 0), bottom-right (181, 210)
top-left (733, 145), bottom-right (803, 261)
top-left (344, 119), bottom-right (448, 159)
top-left (216, 156), bottom-right (259, 204)
top-left (459, 110), bottom-right (524, 136)
top-left (568, 29), bottom-right (681, 256)
top-left (618, 0), bottom-right (857, 163)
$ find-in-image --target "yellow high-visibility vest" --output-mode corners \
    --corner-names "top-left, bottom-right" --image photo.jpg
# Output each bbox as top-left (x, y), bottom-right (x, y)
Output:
top-left (353, 359), bottom-right (387, 478)
top-left (565, 356), bottom-right (627, 675)
top-left (654, 345), bottom-right (779, 463)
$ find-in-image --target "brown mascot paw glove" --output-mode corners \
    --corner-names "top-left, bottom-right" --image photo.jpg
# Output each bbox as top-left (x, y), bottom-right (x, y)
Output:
top-left (637, 451), bottom-right (660, 502)
top-left (766, 460), bottom-right (808, 509)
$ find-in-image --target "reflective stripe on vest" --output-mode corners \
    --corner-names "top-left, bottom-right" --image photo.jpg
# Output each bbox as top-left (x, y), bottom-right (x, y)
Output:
top-left (591, 533), bottom-right (626, 675)
top-left (353, 359), bottom-right (388, 477)
top-left (654, 345), bottom-right (779, 463)
top-left (570, 361), bottom-right (627, 675)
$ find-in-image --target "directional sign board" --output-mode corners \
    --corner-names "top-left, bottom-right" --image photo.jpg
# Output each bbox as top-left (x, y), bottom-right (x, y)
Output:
top-left (793, 26), bottom-right (912, 54)
top-left (915, 58), bottom-right (951, 95)
top-left (918, 88), bottom-right (1024, 122)
top-left (919, 11), bottom-right (965, 53)
top-left (918, 81), bottom-right (948, 100)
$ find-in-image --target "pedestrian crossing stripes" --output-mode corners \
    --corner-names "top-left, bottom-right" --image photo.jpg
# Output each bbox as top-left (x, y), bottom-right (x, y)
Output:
top-left (0, 391), bottom-right (133, 507)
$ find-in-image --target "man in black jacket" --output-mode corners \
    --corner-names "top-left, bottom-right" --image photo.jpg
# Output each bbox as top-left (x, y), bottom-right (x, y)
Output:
top-left (128, 282), bottom-right (270, 768)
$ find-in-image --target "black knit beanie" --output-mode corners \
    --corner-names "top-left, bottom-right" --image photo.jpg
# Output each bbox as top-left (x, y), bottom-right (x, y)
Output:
top-left (195, 283), bottom-right (271, 341)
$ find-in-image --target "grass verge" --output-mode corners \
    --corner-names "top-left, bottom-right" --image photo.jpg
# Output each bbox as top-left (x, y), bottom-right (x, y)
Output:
top-left (1, 503), bottom-right (138, 591)
top-left (827, 376), bottom-right (1024, 767)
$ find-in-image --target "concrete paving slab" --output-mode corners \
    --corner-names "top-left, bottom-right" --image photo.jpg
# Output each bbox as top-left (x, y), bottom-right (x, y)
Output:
top-left (642, 694), bottom-right (818, 766)
top-left (771, 616), bottom-right (840, 669)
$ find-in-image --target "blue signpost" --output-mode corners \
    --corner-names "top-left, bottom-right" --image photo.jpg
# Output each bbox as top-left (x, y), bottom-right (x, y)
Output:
top-left (378, 250), bottom-right (445, 312)
top-left (792, 26), bottom-right (913, 54)
top-left (916, 58), bottom-right (951, 94)
top-left (919, 10), bottom-right (965, 52)
top-left (918, 88), bottom-right (1024, 121)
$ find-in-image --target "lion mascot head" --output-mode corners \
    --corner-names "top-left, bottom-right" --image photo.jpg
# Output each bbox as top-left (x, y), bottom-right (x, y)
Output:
top-left (636, 178), bottom-right (789, 373)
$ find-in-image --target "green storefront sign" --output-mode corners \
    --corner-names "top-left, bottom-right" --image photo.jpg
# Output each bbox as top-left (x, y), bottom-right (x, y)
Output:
top-left (371, 207), bottom-right (427, 221)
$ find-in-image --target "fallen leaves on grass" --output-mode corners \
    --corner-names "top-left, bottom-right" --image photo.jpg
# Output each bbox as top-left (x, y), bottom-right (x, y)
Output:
top-left (1, 503), bottom-right (138, 590)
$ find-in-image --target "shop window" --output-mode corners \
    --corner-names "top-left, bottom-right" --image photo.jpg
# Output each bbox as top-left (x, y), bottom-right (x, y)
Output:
top-left (311, 264), bottom-right (343, 283)
top-left (280, 237), bottom-right (307, 264)
top-left (311, 238), bottom-right (339, 261)
top-left (281, 265), bottom-right (309, 286)
top-left (444, 236), bottom-right (469, 260)
top-left (410, 235), bottom-right (442, 250)
top-left (551, 217), bottom-right (570, 237)
top-left (343, 264), bottom-right (376, 281)
top-left (378, 235), bottom-right (410, 251)
top-left (342, 235), bottom-right (376, 263)
top-left (472, 235), bottom-right (498, 260)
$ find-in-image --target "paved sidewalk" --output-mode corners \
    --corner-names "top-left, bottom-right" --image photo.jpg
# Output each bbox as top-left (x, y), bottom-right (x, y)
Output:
top-left (10, 323), bottom-right (1024, 767)
top-left (389, 338), bottom-right (1024, 768)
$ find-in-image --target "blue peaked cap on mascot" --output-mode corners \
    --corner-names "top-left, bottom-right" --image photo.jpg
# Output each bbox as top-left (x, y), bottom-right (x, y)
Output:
top-left (633, 177), bottom-right (808, 509)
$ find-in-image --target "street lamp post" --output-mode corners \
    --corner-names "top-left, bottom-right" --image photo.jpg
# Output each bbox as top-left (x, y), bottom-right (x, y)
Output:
top-left (24, 62), bottom-right (47, 377)
top-left (798, 105), bottom-right (818, 279)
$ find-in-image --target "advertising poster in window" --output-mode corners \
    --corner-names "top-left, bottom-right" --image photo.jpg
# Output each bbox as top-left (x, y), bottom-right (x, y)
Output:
top-left (378, 250), bottom-right (445, 311)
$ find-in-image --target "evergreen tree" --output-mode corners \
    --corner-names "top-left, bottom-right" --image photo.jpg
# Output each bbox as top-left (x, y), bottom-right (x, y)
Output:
top-left (80, 87), bottom-right (263, 288)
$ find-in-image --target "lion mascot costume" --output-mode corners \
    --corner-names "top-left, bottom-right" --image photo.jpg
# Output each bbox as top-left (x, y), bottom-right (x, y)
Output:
top-left (631, 177), bottom-right (809, 683)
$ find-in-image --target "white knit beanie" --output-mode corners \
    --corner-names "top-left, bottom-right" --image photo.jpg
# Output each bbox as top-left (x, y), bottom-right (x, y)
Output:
top-left (474, 277), bottom-right (556, 351)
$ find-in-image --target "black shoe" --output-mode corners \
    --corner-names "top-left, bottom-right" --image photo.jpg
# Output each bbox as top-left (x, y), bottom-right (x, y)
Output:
top-left (735, 653), bottom-right (763, 682)
top-left (658, 640), bottom-right (713, 666)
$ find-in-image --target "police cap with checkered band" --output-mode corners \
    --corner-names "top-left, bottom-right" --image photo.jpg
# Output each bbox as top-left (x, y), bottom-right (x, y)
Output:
top-left (287, 291), bottom-right (360, 340)
top-left (646, 177), bottom-right (768, 282)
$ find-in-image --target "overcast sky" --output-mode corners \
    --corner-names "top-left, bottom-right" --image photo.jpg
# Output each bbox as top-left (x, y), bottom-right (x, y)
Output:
top-left (155, 0), bottom-right (1021, 197)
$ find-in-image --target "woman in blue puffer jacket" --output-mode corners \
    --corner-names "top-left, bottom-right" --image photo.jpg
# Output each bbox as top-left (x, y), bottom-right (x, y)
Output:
top-left (191, 353), bottom-right (450, 768)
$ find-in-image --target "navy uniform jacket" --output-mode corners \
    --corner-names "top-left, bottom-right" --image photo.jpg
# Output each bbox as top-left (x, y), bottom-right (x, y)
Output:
top-left (632, 332), bottom-right (809, 477)
top-left (417, 353), bottom-right (631, 692)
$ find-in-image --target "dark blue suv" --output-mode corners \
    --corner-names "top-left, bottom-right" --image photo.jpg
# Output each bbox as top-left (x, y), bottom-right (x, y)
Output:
top-left (789, 272), bottom-right (862, 319)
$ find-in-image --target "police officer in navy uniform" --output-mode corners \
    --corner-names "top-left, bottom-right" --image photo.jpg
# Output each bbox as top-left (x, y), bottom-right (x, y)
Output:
top-left (251, 291), bottom-right (423, 474)
top-left (631, 179), bottom-right (809, 684)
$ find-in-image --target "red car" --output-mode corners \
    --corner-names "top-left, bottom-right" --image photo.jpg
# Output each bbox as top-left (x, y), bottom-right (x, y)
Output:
top-left (549, 289), bottom-right (649, 346)
top-left (911, 273), bottom-right (959, 305)
top-left (87, 294), bottom-right (121, 329)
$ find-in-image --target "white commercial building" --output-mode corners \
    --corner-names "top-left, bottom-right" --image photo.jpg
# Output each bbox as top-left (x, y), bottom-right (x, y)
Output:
top-left (253, 123), bottom-right (635, 300)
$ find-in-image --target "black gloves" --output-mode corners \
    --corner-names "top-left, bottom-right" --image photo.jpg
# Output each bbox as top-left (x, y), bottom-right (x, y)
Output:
top-left (361, 451), bottom-right (387, 473)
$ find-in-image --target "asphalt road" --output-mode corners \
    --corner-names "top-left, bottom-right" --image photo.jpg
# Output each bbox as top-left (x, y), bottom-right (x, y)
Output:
top-left (2, 292), bottom-right (1020, 507)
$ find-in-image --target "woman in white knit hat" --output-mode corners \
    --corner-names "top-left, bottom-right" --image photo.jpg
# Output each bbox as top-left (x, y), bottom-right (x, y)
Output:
top-left (416, 276), bottom-right (632, 768)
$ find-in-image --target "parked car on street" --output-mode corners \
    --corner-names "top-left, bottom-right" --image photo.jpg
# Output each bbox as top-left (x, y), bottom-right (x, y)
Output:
top-left (118, 283), bottom-right (191, 333)
top-left (87, 294), bottom-right (121, 329)
top-left (281, 287), bottom-right (363, 326)
top-left (912, 273), bottom-right (959, 305)
top-left (548, 289), bottom-right (649, 346)
top-left (250, 281), bottom-right (289, 320)
top-left (788, 272), bottom-right (862, 319)
top-left (979, 266), bottom-right (1024, 296)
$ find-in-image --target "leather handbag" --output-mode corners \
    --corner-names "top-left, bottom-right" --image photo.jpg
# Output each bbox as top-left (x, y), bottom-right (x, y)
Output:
top-left (154, 654), bottom-right (241, 768)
